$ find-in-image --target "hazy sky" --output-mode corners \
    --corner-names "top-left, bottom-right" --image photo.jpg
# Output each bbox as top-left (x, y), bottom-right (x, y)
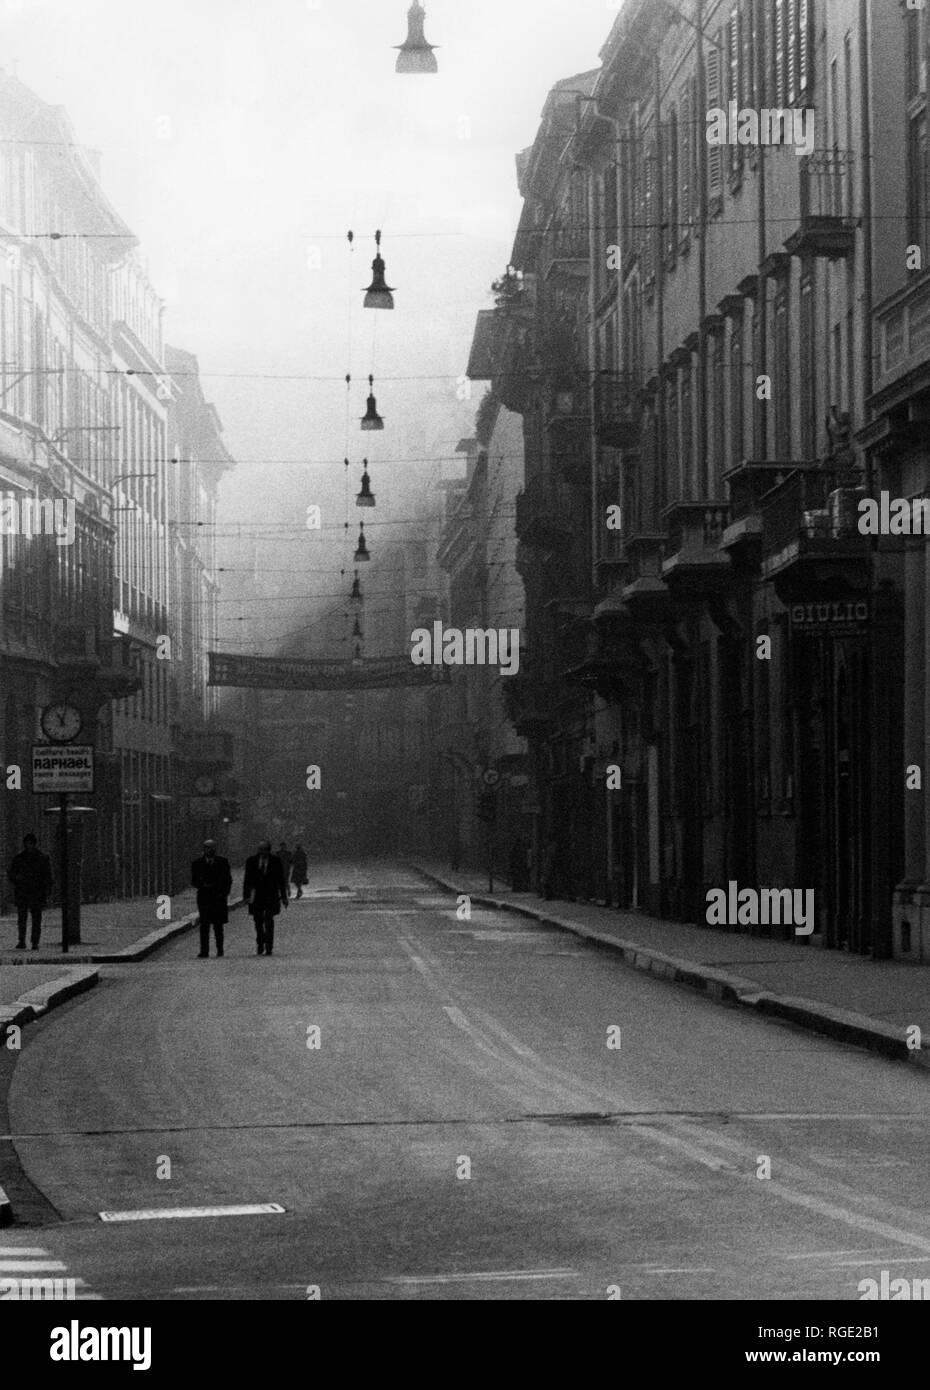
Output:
top-left (0, 0), bottom-right (617, 648)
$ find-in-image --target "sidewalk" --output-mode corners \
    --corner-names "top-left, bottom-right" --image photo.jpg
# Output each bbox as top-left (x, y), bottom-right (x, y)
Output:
top-left (0, 870), bottom-right (246, 965)
top-left (411, 860), bottom-right (930, 1071)
top-left (0, 870), bottom-right (246, 1038)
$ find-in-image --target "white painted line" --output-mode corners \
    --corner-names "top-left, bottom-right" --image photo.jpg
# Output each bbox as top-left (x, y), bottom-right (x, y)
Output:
top-left (785, 1249), bottom-right (892, 1260)
top-left (99, 1203), bottom-right (285, 1223)
top-left (642, 1267), bottom-right (717, 1275)
top-left (384, 1268), bottom-right (579, 1284)
top-left (831, 1255), bottom-right (930, 1267)
top-left (0, 1248), bottom-right (48, 1257)
top-left (0, 1260), bottom-right (68, 1272)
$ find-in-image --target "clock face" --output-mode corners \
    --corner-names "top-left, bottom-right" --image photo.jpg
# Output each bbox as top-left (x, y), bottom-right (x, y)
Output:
top-left (194, 776), bottom-right (215, 795)
top-left (41, 703), bottom-right (82, 743)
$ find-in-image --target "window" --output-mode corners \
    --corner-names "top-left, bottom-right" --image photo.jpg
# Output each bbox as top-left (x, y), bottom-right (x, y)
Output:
top-left (730, 325), bottom-right (743, 467)
top-left (681, 363), bottom-right (693, 497)
top-left (909, 111), bottom-right (929, 254)
top-left (711, 331), bottom-right (725, 488)
top-left (666, 374), bottom-right (680, 506)
top-left (800, 280), bottom-right (815, 457)
top-left (774, 295), bottom-right (790, 457)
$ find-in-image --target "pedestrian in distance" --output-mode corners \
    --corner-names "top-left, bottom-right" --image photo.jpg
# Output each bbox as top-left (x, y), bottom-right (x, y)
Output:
top-left (7, 832), bottom-right (52, 950)
top-left (277, 842), bottom-right (293, 899)
top-left (243, 841), bottom-right (288, 956)
top-left (291, 843), bottom-right (308, 899)
top-left (191, 838), bottom-right (232, 958)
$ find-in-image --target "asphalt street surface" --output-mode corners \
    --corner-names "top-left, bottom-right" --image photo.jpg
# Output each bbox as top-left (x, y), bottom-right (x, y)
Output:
top-left (3, 863), bottom-right (930, 1300)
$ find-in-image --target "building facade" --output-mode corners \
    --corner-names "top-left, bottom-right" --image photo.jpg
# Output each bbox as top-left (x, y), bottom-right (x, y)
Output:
top-left (0, 72), bottom-right (137, 911)
top-left (486, 0), bottom-right (912, 955)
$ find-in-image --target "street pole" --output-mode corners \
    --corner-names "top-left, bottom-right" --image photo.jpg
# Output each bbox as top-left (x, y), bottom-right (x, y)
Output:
top-left (488, 816), bottom-right (494, 894)
top-left (59, 790), bottom-right (69, 954)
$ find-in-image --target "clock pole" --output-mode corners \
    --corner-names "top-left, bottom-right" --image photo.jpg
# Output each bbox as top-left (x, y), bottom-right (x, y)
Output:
top-left (59, 790), bottom-right (69, 954)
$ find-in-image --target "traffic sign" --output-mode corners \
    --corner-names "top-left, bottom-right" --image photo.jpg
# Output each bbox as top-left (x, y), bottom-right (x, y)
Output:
top-left (32, 745), bottom-right (94, 794)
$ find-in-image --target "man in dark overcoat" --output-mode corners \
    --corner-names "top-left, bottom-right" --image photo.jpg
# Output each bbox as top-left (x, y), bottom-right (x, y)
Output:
top-left (242, 840), bottom-right (287, 956)
top-left (191, 838), bottom-right (232, 958)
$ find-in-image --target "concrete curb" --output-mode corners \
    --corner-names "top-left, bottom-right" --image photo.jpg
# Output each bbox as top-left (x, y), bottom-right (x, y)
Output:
top-left (0, 965), bottom-right (99, 1037)
top-left (94, 895), bottom-right (247, 963)
top-left (411, 864), bottom-right (930, 1072)
top-left (0, 896), bottom-right (247, 966)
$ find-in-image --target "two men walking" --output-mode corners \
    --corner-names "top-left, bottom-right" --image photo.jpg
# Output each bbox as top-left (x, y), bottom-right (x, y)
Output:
top-left (191, 839), bottom-right (296, 959)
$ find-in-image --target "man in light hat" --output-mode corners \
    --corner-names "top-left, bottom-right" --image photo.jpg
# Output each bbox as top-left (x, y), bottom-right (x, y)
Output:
top-left (191, 838), bottom-right (232, 958)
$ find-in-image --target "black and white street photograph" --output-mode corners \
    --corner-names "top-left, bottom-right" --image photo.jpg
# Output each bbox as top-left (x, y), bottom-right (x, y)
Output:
top-left (1, 0), bottom-right (929, 1358)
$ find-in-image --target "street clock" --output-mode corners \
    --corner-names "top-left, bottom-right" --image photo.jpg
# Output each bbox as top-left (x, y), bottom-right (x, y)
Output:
top-left (40, 703), bottom-right (83, 743)
top-left (194, 775), bottom-right (216, 795)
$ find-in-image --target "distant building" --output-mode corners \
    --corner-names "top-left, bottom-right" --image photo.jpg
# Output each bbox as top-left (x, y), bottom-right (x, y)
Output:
top-left (164, 345), bottom-right (235, 880)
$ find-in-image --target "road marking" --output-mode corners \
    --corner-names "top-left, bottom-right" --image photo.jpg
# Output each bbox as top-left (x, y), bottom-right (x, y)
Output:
top-left (831, 1255), bottom-right (930, 1267)
top-left (0, 1260), bottom-right (68, 1272)
top-left (450, 930), bottom-right (557, 942)
top-left (0, 1248), bottom-right (48, 1257)
top-left (636, 1122), bottom-right (930, 1255)
top-left (99, 1202), bottom-right (286, 1222)
top-left (383, 1268), bottom-right (579, 1284)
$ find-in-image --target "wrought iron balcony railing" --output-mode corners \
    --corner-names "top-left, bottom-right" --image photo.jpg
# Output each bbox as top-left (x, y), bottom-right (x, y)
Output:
top-left (785, 151), bottom-right (857, 259)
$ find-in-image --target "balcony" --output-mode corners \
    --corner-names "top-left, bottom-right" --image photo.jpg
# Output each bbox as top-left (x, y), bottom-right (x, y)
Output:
top-left (661, 501), bottom-right (731, 594)
top-left (622, 534), bottom-right (670, 622)
top-left (758, 466), bottom-right (868, 598)
top-left (541, 225), bottom-right (589, 284)
top-left (784, 151), bottom-right (857, 260)
top-left (594, 371), bottom-right (642, 449)
top-left (515, 477), bottom-right (575, 550)
top-left (722, 459), bottom-right (808, 567)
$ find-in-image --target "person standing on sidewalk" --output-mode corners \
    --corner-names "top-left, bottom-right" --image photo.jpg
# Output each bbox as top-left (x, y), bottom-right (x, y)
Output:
top-left (7, 833), bottom-right (52, 950)
top-left (191, 839), bottom-right (232, 958)
top-left (243, 841), bottom-right (287, 956)
top-left (291, 843), bottom-right (308, 899)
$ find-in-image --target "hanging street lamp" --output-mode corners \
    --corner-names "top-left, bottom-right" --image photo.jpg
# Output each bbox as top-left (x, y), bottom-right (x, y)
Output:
top-left (354, 524), bottom-right (371, 562)
top-left (356, 460), bottom-right (375, 506)
top-left (360, 374), bottom-right (384, 430)
top-left (350, 570), bottom-right (363, 605)
top-left (395, 0), bottom-right (438, 73)
top-left (363, 230), bottom-right (395, 309)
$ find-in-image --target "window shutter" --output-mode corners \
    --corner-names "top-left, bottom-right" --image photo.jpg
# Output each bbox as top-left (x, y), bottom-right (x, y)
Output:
top-left (730, 8), bottom-right (742, 177)
top-left (798, 0), bottom-right (810, 94)
top-left (644, 137), bottom-right (655, 281)
top-left (774, 0), bottom-right (786, 107)
top-left (680, 84), bottom-right (692, 229)
top-left (786, 0), bottom-right (798, 104)
top-left (706, 44), bottom-right (722, 198)
top-left (741, 0), bottom-right (753, 108)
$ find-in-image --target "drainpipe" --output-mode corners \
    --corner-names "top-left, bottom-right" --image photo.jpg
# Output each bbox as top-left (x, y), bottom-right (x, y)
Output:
top-left (755, 0), bottom-right (767, 458)
top-left (695, 0), bottom-right (708, 496)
